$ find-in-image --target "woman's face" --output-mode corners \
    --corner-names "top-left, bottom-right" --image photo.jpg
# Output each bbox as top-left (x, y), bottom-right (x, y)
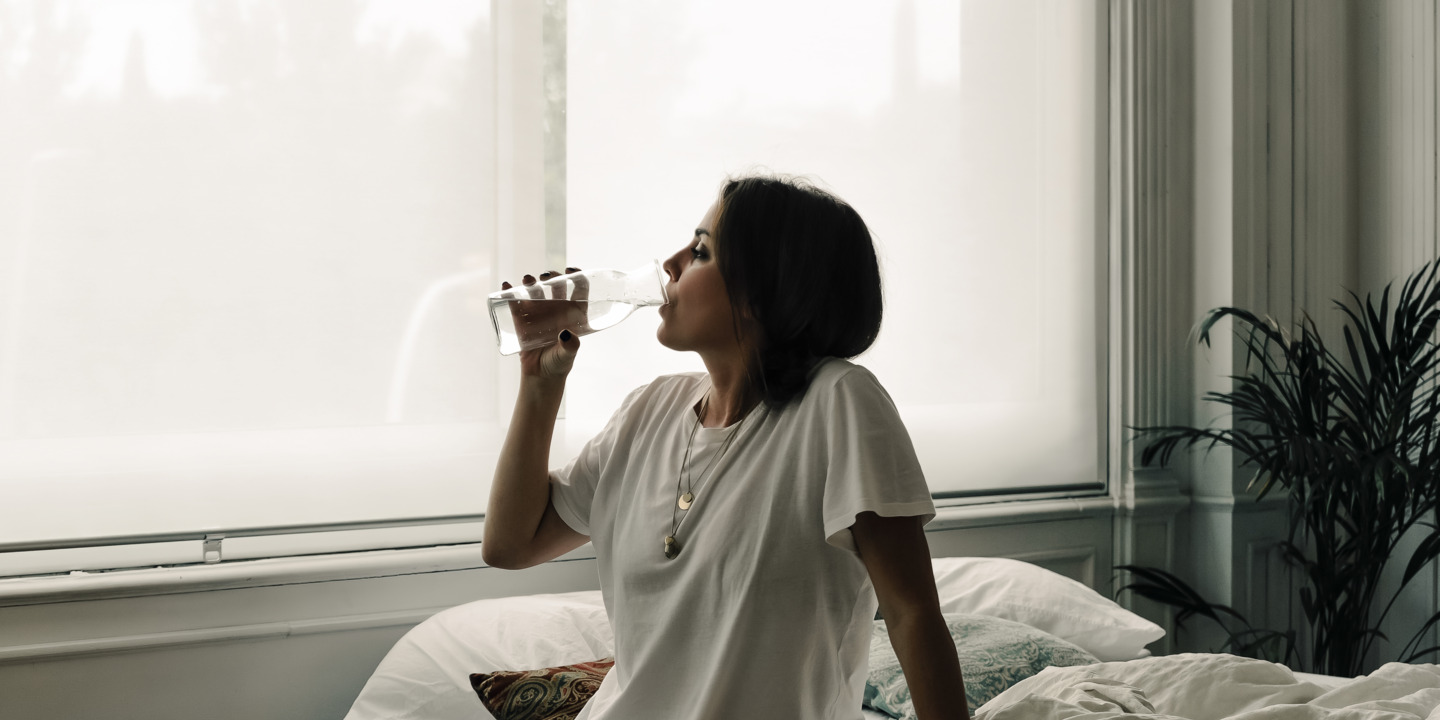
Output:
top-left (657, 200), bottom-right (743, 354)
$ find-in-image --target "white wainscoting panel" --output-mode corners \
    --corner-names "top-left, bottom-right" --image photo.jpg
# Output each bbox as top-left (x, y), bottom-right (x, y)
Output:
top-left (0, 506), bottom-right (1124, 720)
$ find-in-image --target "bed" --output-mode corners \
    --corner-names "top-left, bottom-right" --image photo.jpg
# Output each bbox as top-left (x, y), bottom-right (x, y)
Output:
top-left (343, 557), bottom-right (1404, 720)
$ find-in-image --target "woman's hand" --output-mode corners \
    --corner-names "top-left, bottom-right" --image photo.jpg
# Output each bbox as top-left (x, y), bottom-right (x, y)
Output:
top-left (503, 268), bottom-right (588, 379)
top-left (485, 268), bottom-right (591, 572)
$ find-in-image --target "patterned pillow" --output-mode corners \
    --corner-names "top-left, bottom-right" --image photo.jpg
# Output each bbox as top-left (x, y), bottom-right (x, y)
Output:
top-left (470, 658), bottom-right (614, 720)
top-left (865, 612), bottom-right (1098, 717)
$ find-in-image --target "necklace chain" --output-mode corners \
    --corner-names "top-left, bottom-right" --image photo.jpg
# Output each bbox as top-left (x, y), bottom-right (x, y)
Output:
top-left (665, 391), bottom-right (745, 559)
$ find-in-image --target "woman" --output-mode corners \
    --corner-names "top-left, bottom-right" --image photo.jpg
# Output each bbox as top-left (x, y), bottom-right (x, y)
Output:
top-left (482, 174), bottom-right (967, 719)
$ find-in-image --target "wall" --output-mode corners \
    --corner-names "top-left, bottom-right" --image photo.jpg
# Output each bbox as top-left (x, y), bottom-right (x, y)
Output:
top-left (1182, 0), bottom-right (1440, 667)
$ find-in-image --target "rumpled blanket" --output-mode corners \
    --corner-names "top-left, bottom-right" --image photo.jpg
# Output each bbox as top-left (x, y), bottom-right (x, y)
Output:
top-left (976, 653), bottom-right (1440, 720)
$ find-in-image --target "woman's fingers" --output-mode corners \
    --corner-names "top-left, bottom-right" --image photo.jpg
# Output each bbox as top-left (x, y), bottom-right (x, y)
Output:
top-left (542, 329), bottom-right (580, 376)
top-left (569, 268), bottom-right (589, 304)
top-left (500, 280), bottom-right (522, 301)
top-left (522, 274), bottom-right (544, 299)
top-left (505, 268), bottom-right (581, 300)
top-left (522, 328), bottom-right (580, 379)
top-left (540, 270), bottom-right (567, 299)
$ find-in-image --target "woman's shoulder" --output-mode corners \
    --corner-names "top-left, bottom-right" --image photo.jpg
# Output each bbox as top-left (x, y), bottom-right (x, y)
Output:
top-left (623, 370), bottom-right (708, 408)
top-left (805, 357), bottom-right (881, 393)
top-left (780, 358), bottom-right (893, 414)
top-left (650, 370), bottom-right (709, 392)
top-left (790, 359), bottom-right (908, 434)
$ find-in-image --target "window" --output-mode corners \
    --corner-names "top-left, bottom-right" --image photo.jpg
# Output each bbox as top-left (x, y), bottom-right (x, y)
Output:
top-left (556, 0), bottom-right (1108, 498)
top-left (0, 0), bottom-right (1106, 578)
top-left (0, 0), bottom-right (505, 575)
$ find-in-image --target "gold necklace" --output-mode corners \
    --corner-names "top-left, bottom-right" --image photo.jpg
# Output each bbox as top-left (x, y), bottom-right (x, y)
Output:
top-left (664, 392), bottom-right (745, 560)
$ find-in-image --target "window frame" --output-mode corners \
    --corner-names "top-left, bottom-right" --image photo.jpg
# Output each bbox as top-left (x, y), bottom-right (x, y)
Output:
top-left (0, 0), bottom-right (1116, 580)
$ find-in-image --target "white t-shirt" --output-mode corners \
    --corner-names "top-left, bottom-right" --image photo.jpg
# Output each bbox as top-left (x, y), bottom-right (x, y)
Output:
top-left (549, 358), bottom-right (935, 720)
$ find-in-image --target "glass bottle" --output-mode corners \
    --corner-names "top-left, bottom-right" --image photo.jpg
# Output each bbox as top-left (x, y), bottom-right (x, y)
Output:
top-left (487, 260), bottom-right (669, 355)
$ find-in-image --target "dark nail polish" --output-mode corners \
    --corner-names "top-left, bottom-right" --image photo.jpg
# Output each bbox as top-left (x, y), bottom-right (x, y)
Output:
top-left (522, 275), bottom-right (535, 284)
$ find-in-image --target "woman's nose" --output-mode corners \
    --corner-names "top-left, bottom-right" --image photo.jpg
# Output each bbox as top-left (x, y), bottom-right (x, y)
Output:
top-left (662, 251), bottom-right (684, 282)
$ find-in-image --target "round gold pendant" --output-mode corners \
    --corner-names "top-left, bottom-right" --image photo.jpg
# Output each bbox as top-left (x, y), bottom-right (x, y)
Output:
top-left (677, 492), bottom-right (694, 510)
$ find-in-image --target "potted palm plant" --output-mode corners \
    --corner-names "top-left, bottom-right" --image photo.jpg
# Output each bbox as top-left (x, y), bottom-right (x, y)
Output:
top-left (1124, 261), bottom-right (1440, 677)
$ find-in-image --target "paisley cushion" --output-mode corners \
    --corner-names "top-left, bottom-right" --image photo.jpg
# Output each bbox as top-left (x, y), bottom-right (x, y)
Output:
top-left (470, 658), bottom-right (614, 720)
top-left (865, 613), bottom-right (1098, 717)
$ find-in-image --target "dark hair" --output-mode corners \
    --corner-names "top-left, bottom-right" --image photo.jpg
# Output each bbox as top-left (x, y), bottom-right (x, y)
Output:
top-left (714, 174), bottom-right (884, 407)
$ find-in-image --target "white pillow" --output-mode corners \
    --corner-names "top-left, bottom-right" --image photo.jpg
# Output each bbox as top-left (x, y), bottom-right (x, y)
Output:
top-left (344, 590), bottom-right (612, 720)
top-left (931, 557), bottom-right (1164, 662)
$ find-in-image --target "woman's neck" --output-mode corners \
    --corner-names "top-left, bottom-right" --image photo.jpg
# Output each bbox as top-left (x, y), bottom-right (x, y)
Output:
top-left (699, 354), bottom-right (758, 428)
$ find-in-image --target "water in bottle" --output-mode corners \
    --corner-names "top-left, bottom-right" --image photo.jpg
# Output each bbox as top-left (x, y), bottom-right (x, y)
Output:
top-left (488, 262), bottom-right (668, 355)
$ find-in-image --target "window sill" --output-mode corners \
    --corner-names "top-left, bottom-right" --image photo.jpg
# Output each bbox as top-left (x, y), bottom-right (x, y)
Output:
top-left (0, 495), bottom-right (1125, 608)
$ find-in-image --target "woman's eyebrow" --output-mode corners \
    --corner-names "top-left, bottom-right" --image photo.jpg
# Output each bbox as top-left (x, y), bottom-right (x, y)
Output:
top-left (694, 228), bottom-right (711, 238)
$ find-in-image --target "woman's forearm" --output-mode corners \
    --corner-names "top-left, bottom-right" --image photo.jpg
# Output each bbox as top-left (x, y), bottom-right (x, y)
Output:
top-left (481, 376), bottom-right (567, 567)
top-left (886, 611), bottom-right (969, 719)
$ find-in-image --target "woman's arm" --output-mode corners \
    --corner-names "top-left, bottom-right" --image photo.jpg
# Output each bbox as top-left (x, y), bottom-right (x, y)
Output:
top-left (852, 511), bottom-right (969, 719)
top-left (481, 325), bottom-right (589, 570)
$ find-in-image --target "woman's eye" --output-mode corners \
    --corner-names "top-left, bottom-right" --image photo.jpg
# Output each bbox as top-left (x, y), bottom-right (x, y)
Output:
top-left (690, 247), bottom-right (707, 260)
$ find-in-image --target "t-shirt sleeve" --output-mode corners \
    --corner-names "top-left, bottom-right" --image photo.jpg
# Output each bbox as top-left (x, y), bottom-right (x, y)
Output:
top-left (820, 367), bottom-right (936, 552)
top-left (548, 383), bottom-right (649, 537)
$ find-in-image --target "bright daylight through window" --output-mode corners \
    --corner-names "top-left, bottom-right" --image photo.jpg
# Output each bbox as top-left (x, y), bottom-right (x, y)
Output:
top-left (0, 0), bottom-right (1105, 578)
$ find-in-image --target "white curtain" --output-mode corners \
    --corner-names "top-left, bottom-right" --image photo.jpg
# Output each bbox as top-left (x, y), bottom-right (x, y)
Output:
top-left (562, 0), bottom-right (1106, 495)
top-left (0, 0), bottom-right (504, 572)
top-left (0, 0), bottom-right (1104, 576)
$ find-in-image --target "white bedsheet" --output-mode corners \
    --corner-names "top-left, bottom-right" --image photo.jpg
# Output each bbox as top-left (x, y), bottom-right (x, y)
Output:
top-left (975, 653), bottom-right (1440, 720)
top-left (1294, 671), bottom-right (1352, 693)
